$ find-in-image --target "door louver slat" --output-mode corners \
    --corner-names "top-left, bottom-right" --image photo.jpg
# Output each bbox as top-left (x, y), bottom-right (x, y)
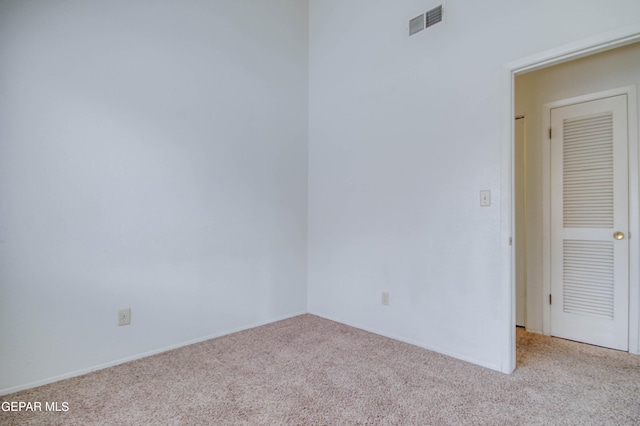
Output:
top-left (563, 240), bottom-right (614, 319)
top-left (563, 112), bottom-right (614, 228)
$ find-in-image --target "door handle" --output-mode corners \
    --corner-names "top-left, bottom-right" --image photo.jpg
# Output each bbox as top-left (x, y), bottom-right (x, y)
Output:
top-left (613, 231), bottom-right (625, 240)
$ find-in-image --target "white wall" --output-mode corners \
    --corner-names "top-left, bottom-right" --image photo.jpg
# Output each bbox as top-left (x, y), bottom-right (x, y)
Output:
top-left (515, 42), bottom-right (640, 333)
top-left (308, 0), bottom-right (640, 371)
top-left (2, 0), bottom-right (640, 395)
top-left (0, 0), bottom-right (308, 394)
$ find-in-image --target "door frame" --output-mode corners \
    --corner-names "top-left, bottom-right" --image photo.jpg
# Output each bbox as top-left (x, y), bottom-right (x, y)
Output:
top-left (542, 87), bottom-right (638, 341)
top-left (500, 24), bottom-right (640, 373)
top-left (514, 116), bottom-right (527, 328)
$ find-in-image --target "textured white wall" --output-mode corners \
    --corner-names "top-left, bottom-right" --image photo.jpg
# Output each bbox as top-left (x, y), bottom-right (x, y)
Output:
top-left (0, 0), bottom-right (308, 393)
top-left (515, 42), bottom-right (640, 333)
top-left (308, 0), bottom-right (640, 371)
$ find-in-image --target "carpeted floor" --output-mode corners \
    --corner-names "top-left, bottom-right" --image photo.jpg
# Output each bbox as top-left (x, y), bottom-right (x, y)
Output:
top-left (1, 314), bottom-right (639, 425)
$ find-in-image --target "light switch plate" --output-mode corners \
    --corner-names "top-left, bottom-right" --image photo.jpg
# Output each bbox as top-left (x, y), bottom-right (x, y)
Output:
top-left (480, 190), bottom-right (491, 207)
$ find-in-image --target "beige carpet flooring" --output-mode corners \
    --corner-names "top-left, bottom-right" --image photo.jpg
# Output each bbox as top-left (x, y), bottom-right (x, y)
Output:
top-left (1, 314), bottom-right (639, 425)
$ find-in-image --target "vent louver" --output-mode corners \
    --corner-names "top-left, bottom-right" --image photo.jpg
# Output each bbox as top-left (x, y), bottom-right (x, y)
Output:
top-left (425, 5), bottom-right (443, 28)
top-left (409, 14), bottom-right (424, 36)
top-left (409, 5), bottom-right (443, 36)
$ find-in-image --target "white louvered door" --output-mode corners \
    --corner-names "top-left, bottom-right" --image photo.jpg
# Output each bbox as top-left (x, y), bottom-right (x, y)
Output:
top-left (550, 95), bottom-right (629, 351)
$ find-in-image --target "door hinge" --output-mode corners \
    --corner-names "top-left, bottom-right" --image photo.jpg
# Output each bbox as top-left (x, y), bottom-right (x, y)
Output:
top-left (549, 128), bottom-right (552, 139)
top-left (549, 294), bottom-right (552, 305)
top-left (509, 237), bottom-right (513, 246)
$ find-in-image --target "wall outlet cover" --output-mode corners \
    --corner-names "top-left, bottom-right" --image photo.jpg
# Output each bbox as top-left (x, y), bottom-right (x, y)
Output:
top-left (382, 292), bottom-right (390, 306)
top-left (118, 308), bottom-right (131, 326)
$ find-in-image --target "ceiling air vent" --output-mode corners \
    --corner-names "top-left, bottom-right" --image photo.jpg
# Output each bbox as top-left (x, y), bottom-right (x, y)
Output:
top-left (425, 5), bottom-right (443, 29)
top-left (409, 14), bottom-right (424, 36)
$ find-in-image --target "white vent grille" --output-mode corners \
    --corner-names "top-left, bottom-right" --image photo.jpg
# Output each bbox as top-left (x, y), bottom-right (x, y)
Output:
top-left (409, 14), bottom-right (424, 36)
top-left (425, 5), bottom-right (443, 28)
top-left (563, 240), bottom-right (614, 319)
top-left (563, 113), bottom-right (614, 228)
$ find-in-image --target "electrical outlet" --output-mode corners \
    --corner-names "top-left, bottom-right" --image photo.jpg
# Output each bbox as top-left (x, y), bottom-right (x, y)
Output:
top-left (382, 292), bottom-right (390, 306)
top-left (118, 308), bottom-right (131, 326)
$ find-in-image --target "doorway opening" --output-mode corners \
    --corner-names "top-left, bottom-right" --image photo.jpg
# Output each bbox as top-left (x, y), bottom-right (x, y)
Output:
top-left (505, 30), bottom-right (640, 373)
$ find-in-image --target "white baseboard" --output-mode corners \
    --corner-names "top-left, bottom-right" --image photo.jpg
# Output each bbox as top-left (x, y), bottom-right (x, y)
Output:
top-left (0, 310), bottom-right (307, 396)
top-left (308, 310), bottom-right (503, 373)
